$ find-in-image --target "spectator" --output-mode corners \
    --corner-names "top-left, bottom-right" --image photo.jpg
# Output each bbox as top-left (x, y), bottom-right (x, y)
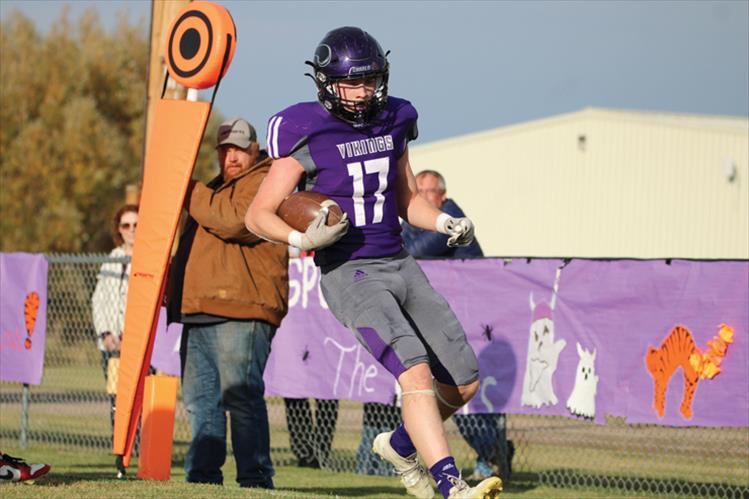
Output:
top-left (402, 169), bottom-right (512, 483)
top-left (401, 170), bottom-right (482, 259)
top-left (167, 118), bottom-right (289, 489)
top-left (91, 204), bottom-right (138, 432)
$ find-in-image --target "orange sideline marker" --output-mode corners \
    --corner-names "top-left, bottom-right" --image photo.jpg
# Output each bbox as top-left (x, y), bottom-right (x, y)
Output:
top-left (113, 99), bottom-right (211, 466)
top-left (137, 375), bottom-right (180, 481)
top-left (113, 0), bottom-right (236, 469)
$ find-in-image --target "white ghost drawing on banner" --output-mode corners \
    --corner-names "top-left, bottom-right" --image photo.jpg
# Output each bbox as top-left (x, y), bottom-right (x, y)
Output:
top-left (566, 342), bottom-right (599, 419)
top-left (521, 289), bottom-right (567, 408)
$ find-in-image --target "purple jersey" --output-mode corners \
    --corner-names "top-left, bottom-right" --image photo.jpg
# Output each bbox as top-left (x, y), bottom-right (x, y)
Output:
top-left (267, 97), bottom-right (418, 267)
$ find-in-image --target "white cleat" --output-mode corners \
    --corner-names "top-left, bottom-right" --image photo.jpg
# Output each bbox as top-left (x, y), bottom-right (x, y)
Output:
top-left (447, 475), bottom-right (502, 499)
top-left (372, 431), bottom-right (435, 499)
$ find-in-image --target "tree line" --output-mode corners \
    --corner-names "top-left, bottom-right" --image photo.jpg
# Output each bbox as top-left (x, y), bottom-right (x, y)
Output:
top-left (1, 8), bottom-right (223, 253)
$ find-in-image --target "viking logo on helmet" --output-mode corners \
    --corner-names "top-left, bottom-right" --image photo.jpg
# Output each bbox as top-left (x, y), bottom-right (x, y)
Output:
top-left (315, 44), bottom-right (332, 67)
top-left (305, 26), bottom-right (390, 126)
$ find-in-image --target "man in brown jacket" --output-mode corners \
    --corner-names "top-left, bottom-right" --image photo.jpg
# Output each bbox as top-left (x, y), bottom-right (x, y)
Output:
top-left (167, 118), bottom-right (288, 489)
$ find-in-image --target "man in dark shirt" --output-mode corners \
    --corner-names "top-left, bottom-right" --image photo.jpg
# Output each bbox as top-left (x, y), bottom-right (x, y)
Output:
top-left (401, 170), bottom-right (483, 259)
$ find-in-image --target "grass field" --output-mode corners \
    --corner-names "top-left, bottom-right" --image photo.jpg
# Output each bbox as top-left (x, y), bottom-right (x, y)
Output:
top-left (0, 444), bottom-right (690, 499)
top-left (3, 366), bottom-right (747, 498)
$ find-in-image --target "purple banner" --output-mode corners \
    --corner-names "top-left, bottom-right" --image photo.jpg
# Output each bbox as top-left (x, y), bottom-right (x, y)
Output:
top-left (0, 253), bottom-right (48, 385)
top-left (265, 257), bottom-right (749, 427)
top-left (265, 257), bottom-right (397, 403)
top-left (150, 306), bottom-right (183, 377)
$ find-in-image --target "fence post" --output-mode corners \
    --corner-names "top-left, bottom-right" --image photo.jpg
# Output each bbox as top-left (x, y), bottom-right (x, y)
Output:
top-left (20, 383), bottom-right (30, 449)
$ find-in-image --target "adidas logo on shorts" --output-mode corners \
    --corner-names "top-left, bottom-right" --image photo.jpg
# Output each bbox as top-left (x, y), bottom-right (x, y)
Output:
top-left (353, 269), bottom-right (368, 282)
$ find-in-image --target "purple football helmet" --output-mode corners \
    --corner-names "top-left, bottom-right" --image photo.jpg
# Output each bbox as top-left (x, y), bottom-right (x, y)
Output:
top-left (306, 27), bottom-right (389, 126)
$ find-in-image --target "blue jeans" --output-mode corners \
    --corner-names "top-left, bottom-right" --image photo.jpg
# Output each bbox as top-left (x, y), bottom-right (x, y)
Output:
top-left (180, 320), bottom-right (275, 487)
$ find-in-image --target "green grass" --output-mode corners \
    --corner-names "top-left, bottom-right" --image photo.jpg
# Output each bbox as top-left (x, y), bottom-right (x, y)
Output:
top-left (0, 445), bottom-right (670, 499)
top-left (3, 368), bottom-right (747, 498)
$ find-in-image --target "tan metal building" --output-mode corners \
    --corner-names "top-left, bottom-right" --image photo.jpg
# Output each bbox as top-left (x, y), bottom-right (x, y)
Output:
top-left (410, 108), bottom-right (749, 259)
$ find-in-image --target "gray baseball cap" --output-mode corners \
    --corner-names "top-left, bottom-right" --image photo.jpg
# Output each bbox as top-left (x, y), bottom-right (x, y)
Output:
top-left (216, 118), bottom-right (257, 148)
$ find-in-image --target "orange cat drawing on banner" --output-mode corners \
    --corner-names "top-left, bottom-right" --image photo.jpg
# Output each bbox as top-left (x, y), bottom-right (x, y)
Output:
top-left (645, 324), bottom-right (735, 419)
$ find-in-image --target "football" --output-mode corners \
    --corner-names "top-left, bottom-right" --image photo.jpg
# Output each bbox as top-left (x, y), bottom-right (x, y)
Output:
top-left (277, 191), bottom-right (344, 232)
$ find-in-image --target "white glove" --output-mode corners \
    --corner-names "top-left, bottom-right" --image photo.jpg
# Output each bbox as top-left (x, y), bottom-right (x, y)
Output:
top-left (288, 208), bottom-right (349, 251)
top-left (436, 213), bottom-right (475, 248)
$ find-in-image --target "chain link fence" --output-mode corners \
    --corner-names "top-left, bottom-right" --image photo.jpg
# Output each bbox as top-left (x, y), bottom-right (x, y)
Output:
top-left (1, 254), bottom-right (747, 498)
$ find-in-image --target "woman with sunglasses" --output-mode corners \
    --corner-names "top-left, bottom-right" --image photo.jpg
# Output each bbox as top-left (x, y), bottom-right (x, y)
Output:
top-left (90, 204), bottom-right (138, 459)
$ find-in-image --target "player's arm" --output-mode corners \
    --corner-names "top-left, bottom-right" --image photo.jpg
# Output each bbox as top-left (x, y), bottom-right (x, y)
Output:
top-left (245, 157), bottom-right (348, 250)
top-left (395, 147), bottom-right (475, 247)
top-left (395, 147), bottom-right (443, 228)
top-left (245, 156), bottom-right (302, 244)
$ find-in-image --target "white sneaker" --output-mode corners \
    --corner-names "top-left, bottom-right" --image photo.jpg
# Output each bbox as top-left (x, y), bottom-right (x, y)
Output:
top-left (372, 431), bottom-right (434, 499)
top-left (447, 475), bottom-right (502, 498)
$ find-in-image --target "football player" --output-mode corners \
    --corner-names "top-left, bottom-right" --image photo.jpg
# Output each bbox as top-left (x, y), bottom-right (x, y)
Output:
top-left (246, 27), bottom-right (501, 499)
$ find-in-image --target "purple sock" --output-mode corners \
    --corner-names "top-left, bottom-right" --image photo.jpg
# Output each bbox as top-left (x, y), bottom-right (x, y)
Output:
top-left (430, 456), bottom-right (460, 499)
top-left (389, 424), bottom-right (416, 457)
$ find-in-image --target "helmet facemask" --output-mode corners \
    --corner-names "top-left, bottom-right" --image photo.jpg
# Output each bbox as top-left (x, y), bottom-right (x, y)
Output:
top-left (313, 70), bottom-right (389, 126)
